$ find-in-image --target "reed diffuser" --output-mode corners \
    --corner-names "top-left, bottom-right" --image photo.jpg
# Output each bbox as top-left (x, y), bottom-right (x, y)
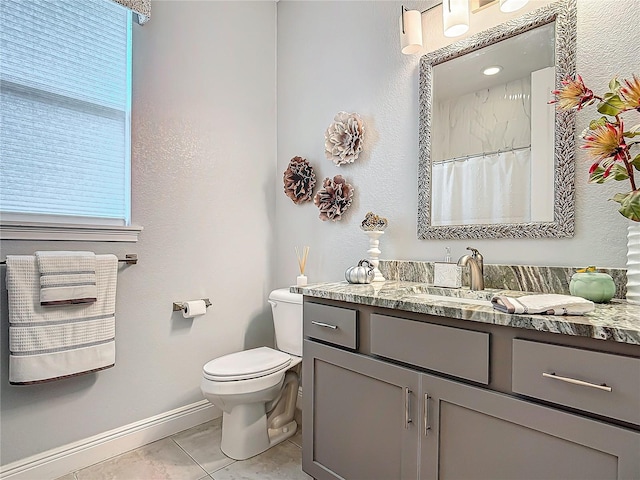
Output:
top-left (295, 246), bottom-right (309, 286)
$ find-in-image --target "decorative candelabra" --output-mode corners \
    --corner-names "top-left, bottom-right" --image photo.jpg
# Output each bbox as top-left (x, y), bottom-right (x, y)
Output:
top-left (360, 211), bottom-right (388, 283)
top-left (365, 230), bottom-right (385, 282)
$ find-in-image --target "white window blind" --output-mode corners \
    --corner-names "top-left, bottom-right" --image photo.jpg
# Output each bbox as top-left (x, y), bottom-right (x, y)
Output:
top-left (0, 0), bottom-right (132, 226)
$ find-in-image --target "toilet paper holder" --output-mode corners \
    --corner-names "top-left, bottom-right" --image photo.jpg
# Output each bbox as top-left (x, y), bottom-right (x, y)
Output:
top-left (173, 298), bottom-right (212, 312)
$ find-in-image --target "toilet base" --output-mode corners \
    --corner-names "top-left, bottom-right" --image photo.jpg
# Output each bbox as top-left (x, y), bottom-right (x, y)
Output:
top-left (268, 419), bottom-right (298, 448)
top-left (219, 370), bottom-right (300, 460)
top-left (220, 405), bottom-right (297, 460)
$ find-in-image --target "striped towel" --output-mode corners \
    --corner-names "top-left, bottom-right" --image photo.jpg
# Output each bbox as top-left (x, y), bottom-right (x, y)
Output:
top-left (6, 254), bottom-right (118, 384)
top-left (491, 294), bottom-right (595, 316)
top-left (36, 251), bottom-right (97, 306)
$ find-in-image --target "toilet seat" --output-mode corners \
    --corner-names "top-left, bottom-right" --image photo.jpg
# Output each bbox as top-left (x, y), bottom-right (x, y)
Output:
top-left (203, 346), bottom-right (291, 382)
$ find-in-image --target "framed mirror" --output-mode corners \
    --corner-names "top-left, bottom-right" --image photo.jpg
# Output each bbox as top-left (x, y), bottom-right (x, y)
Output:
top-left (417, 0), bottom-right (576, 239)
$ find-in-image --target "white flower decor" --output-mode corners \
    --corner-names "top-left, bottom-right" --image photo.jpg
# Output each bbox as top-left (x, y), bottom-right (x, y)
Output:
top-left (324, 111), bottom-right (364, 166)
top-left (313, 175), bottom-right (354, 222)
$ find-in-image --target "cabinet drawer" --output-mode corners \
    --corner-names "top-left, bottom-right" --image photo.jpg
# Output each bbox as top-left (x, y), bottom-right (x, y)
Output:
top-left (304, 302), bottom-right (357, 349)
top-left (370, 314), bottom-right (489, 384)
top-left (512, 339), bottom-right (640, 425)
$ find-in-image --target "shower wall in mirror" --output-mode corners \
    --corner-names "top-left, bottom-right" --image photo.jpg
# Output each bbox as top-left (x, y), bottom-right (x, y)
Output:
top-left (418, 0), bottom-right (576, 239)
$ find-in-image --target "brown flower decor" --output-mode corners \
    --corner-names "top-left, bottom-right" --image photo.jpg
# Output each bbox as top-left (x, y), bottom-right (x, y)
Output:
top-left (283, 156), bottom-right (316, 204)
top-left (313, 175), bottom-right (354, 222)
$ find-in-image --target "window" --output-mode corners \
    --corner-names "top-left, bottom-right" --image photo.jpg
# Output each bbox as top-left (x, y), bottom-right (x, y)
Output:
top-left (0, 0), bottom-right (139, 240)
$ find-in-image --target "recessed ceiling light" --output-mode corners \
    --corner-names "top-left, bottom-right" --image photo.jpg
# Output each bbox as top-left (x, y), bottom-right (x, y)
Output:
top-left (482, 66), bottom-right (502, 76)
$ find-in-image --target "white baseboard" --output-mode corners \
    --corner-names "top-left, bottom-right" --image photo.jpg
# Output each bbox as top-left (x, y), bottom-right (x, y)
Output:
top-left (0, 400), bottom-right (220, 480)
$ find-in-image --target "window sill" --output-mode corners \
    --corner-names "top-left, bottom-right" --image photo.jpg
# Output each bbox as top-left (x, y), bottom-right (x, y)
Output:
top-left (0, 221), bottom-right (143, 242)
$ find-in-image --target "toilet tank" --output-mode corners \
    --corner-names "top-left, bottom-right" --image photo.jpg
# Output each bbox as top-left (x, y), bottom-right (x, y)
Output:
top-left (268, 288), bottom-right (302, 357)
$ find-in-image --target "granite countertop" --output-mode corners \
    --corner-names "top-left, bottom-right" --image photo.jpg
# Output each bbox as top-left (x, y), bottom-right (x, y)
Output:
top-left (291, 281), bottom-right (640, 346)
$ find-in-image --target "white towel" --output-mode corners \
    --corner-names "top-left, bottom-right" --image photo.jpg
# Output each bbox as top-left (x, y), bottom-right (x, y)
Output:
top-left (491, 294), bottom-right (595, 316)
top-left (6, 254), bottom-right (118, 384)
top-left (35, 251), bottom-right (97, 306)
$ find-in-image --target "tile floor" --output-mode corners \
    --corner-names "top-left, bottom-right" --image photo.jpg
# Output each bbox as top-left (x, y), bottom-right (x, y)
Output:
top-left (54, 418), bottom-right (311, 480)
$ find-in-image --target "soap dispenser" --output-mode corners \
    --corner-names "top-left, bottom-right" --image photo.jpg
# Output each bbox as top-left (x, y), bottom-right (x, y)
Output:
top-left (433, 247), bottom-right (462, 288)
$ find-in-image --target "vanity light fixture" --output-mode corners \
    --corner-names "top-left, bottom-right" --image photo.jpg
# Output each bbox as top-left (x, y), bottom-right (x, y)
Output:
top-left (499, 0), bottom-right (530, 13)
top-left (400, 0), bottom-right (530, 54)
top-left (400, 2), bottom-right (446, 54)
top-left (482, 65), bottom-right (502, 75)
top-left (400, 7), bottom-right (424, 54)
top-left (443, 0), bottom-right (470, 37)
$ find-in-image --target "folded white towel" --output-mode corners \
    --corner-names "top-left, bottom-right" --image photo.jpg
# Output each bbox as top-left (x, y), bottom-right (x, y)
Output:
top-left (491, 294), bottom-right (595, 316)
top-left (6, 254), bottom-right (118, 384)
top-left (35, 251), bottom-right (97, 306)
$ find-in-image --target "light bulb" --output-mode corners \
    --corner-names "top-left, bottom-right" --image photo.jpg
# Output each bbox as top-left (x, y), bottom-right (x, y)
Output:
top-left (499, 0), bottom-right (530, 13)
top-left (400, 9), bottom-right (423, 55)
top-left (443, 0), bottom-right (469, 38)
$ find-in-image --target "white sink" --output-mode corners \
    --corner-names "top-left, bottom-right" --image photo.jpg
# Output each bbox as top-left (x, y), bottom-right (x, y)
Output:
top-left (410, 293), bottom-right (492, 307)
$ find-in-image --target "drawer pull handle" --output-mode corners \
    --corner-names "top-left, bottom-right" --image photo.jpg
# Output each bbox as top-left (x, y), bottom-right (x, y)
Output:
top-left (424, 393), bottom-right (431, 436)
top-left (310, 321), bottom-right (338, 330)
top-left (542, 372), bottom-right (612, 392)
top-left (404, 387), bottom-right (413, 429)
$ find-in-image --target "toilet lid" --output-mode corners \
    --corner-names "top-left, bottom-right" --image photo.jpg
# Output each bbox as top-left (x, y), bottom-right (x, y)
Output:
top-left (203, 346), bottom-right (292, 381)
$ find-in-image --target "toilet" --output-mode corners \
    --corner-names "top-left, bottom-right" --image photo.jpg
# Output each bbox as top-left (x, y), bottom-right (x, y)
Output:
top-left (200, 288), bottom-right (302, 460)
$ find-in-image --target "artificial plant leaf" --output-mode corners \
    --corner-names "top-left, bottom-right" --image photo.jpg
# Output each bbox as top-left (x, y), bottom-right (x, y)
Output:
top-left (579, 126), bottom-right (588, 139)
top-left (624, 130), bottom-right (640, 138)
top-left (612, 192), bottom-right (628, 204)
top-left (604, 92), bottom-right (625, 105)
top-left (589, 117), bottom-right (609, 130)
top-left (609, 77), bottom-right (621, 92)
top-left (597, 93), bottom-right (625, 116)
top-left (612, 190), bottom-right (640, 222)
top-left (632, 153), bottom-right (640, 171)
top-left (612, 163), bottom-right (630, 181)
top-left (588, 166), bottom-right (607, 184)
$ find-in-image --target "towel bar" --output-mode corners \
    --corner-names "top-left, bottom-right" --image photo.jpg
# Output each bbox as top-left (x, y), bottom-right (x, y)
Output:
top-left (0, 253), bottom-right (138, 265)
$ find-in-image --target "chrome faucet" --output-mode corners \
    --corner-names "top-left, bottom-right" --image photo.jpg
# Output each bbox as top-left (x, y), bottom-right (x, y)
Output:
top-left (457, 247), bottom-right (484, 290)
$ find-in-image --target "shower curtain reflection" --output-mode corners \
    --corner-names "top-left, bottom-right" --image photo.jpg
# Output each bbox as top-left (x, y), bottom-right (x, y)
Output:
top-left (432, 147), bottom-right (531, 226)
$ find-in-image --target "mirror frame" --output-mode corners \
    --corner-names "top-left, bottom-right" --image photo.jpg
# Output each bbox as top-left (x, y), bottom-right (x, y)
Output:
top-left (418, 0), bottom-right (576, 239)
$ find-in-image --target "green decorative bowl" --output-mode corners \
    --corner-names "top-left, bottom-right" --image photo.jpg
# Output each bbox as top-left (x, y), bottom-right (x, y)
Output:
top-left (569, 272), bottom-right (616, 303)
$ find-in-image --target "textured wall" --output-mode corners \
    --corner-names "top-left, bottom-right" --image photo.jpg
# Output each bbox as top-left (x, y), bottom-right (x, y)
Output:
top-left (433, 77), bottom-right (531, 160)
top-left (275, 0), bottom-right (639, 290)
top-left (1, 0), bottom-right (637, 467)
top-left (0, 1), bottom-right (277, 464)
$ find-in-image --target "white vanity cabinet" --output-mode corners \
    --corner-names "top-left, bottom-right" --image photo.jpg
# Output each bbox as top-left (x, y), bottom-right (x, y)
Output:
top-left (302, 299), bottom-right (640, 480)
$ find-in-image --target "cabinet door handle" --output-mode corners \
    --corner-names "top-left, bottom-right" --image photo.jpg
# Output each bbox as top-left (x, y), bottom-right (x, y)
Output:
top-left (310, 321), bottom-right (338, 329)
top-left (424, 393), bottom-right (431, 436)
top-left (404, 387), bottom-right (413, 429)
top-left (542, 372), bottom-right (612, 392)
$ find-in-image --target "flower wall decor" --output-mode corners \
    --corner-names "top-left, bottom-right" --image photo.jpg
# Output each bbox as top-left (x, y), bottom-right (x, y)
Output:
top-left (324, 111), bottom-right (365, 166)
top-left (313, 175), bottom-right (354, 221)
top-left (283, 156), bottom-right (316, 204)
top-left (551, 74), bottom-right (640, 221)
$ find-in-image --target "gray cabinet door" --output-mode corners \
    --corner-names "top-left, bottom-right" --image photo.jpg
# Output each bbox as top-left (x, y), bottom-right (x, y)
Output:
top-left (420, 373), bottom-right (640, 480)
top-left (303, 340), bottom-right (420, 480)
